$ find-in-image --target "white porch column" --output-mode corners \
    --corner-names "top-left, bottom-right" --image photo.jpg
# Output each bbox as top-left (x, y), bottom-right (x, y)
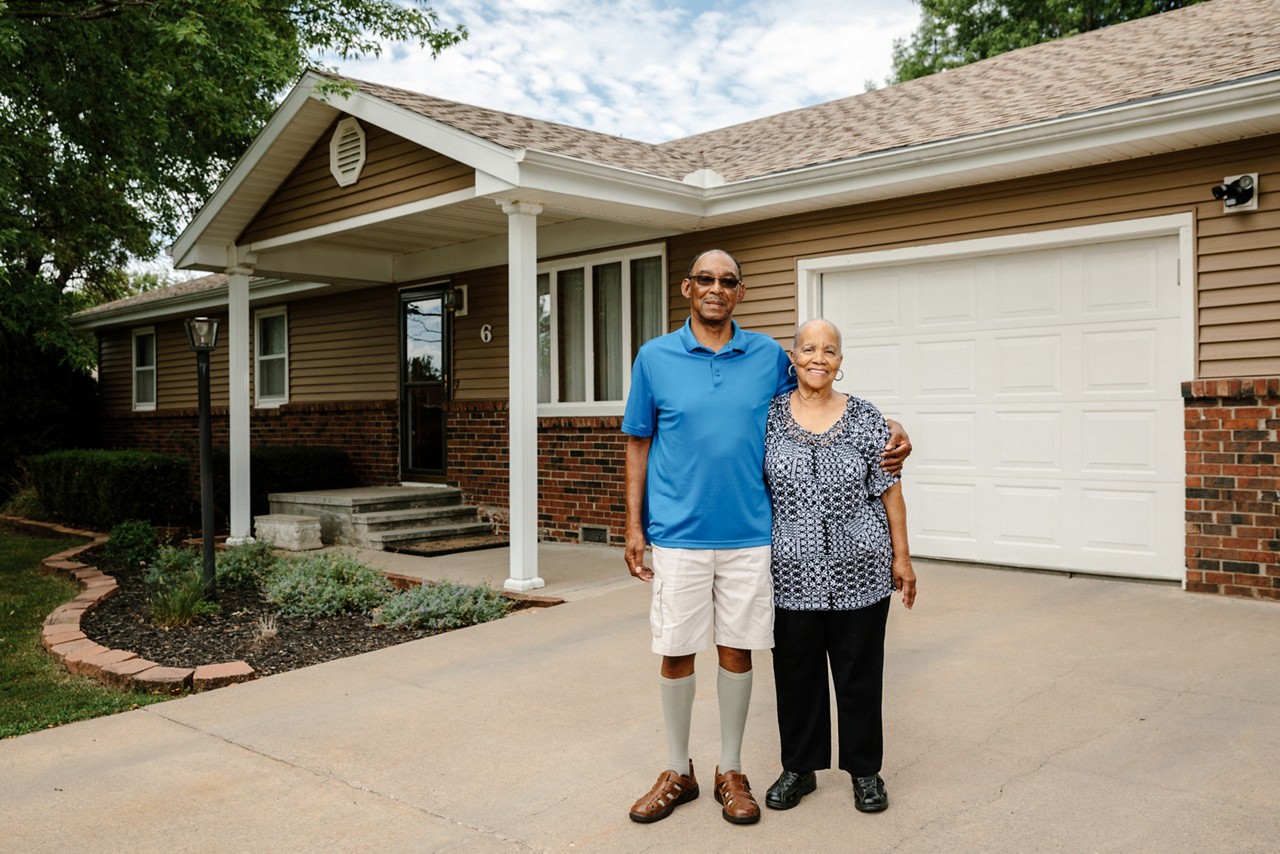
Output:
top-left (225, 261), bottom-right (255, 544)
top-left (501, 201), bottom-right (544, 591)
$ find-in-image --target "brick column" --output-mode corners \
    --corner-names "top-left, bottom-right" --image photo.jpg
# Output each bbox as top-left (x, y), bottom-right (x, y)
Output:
top-left (1182, 378), bottom-right (1280, 600)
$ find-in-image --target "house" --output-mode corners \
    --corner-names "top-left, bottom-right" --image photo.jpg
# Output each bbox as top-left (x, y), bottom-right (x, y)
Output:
top-left (75, 0), bottom-right (1280, 598)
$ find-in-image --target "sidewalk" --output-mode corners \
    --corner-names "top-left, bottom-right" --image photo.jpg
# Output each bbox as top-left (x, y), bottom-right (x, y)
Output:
top-left (3, 547), bottom-right (1278, 852)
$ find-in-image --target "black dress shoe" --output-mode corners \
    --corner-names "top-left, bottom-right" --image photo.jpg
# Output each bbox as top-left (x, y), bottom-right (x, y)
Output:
top-left (852, 774), bottom-right (888, 812)
top-left (765, 770), bottom-right (816, 810)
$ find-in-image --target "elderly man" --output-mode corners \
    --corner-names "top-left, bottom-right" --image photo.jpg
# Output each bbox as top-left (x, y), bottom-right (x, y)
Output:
top-left (622, 249), bottom-right (910, 825)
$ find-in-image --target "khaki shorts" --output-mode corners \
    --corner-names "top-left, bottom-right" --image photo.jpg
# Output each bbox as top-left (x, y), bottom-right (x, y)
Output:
top-left (649, 545), bottom-right (774, 656)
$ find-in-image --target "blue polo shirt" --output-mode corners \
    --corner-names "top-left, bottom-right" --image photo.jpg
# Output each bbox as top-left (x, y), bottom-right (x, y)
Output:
top-left (622, 318), bottom-right (794, 548)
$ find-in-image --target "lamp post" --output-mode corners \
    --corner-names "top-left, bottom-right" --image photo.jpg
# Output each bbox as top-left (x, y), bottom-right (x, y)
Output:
top-left (185, 317), bottom-right (219, 599)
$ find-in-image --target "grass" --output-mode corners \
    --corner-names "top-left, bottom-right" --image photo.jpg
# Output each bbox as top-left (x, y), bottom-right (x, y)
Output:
top-left (0, 521), bottom-right (170, 739)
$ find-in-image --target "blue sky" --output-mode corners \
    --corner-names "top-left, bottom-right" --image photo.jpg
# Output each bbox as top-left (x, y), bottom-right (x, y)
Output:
top-left (332, 0), bottom-right (921, 141)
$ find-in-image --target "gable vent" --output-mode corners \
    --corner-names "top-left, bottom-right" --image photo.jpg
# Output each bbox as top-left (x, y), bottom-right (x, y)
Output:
top-left (329, 117), bottom-right (366, 187)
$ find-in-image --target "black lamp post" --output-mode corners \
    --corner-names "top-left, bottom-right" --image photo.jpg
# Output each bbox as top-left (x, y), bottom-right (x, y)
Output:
top-left (185, 317), bottom-right (219, 599)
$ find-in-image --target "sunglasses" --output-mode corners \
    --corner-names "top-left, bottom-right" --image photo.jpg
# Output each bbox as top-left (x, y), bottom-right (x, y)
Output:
top-left (688, 274), bottom-right (742, 289)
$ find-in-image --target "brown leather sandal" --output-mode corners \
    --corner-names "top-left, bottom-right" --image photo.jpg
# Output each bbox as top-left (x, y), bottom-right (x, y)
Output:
top-left (714, 766), bottom-right (761, 824)
top-left (628, 761), bottom-right (699, 823)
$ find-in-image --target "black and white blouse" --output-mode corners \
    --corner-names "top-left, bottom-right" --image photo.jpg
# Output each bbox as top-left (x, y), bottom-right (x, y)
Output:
top-left (764, 393), bottom-right (899, 611)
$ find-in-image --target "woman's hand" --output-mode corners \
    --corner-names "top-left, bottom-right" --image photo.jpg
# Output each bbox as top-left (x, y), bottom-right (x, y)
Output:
top-left (881, 419), bottom-right (912, 476)
top-left (893, 555), bottom-right (916, 609)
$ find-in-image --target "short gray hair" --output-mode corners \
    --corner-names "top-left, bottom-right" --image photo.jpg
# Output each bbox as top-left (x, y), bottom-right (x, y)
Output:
top-left (793, 318), bottom-right (843, 353)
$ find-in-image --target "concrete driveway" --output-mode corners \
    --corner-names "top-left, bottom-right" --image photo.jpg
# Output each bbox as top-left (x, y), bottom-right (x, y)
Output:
top-left (3, 545), bottom-right (1278, 852)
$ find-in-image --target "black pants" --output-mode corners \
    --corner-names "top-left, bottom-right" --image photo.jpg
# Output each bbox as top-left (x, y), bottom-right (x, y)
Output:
top-left (771, 597), bottom-right (890, 777)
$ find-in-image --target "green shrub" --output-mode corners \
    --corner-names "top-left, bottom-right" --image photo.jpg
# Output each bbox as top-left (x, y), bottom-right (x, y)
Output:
top-left (104, 520), bottom-right (158, 571)
top-left (26, 449), bottom-right (190, 529)
top-left (374, 580), bottom-right (513, 631)
top-left (216, 539), bottom-right (283, 589)
top-left (0, 483), bottom-right (49, 520)
top-left (145, 546), bottom-right (218, 628)
top-left (264, 552), bottom-right (392, 618)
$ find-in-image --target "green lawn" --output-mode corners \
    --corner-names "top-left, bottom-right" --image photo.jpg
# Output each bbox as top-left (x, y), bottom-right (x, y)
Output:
top-left (0, 522), bottom-right (169, 738)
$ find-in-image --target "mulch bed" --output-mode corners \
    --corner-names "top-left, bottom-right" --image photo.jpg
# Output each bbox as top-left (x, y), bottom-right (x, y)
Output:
top-left (78, 549), bottom-right (472, 677)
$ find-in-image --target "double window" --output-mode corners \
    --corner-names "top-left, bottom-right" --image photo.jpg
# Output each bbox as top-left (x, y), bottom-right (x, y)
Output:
top-left (255, 308), bottom-right (289, 407)
top-left (537, 246), bottom-right (666, 408)
top-left (132, 327), bottom-right (156, 411)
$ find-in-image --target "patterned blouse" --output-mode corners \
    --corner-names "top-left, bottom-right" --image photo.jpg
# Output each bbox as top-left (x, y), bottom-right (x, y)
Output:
top-left (764, 393), bottom-right (899, 611)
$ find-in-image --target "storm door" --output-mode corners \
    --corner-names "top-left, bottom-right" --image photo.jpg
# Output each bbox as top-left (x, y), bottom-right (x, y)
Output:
top-left (400, 286), bottom-right (451, 479)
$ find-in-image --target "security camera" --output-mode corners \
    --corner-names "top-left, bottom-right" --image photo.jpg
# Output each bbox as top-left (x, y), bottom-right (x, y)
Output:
top-left (1211, 173), bottom-right (1258, 211)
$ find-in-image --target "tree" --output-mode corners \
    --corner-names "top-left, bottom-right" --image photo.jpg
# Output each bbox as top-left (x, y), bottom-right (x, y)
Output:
top-left (890, 0), bottom-right (1207, 83)
top-left (0, 0), bottom-right (465, 367)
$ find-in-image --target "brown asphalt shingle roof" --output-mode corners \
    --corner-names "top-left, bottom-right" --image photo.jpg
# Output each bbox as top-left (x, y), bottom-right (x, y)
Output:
top-left (341, 0), bottom-right (1280, 182)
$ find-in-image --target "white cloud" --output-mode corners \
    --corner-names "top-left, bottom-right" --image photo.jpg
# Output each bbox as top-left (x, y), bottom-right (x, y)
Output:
top-left (331, 0), bottom-right (919, 140)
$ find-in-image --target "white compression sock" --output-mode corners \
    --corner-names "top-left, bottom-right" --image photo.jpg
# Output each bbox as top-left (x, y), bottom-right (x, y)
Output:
top-left (661, 673), bottom-right (696, 774)
top-left (718, 666), bottom-right (753, 773)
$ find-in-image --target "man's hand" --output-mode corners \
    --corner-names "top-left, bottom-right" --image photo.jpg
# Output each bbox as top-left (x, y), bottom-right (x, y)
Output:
top-left (625, 531), bottom-right (653, 581)
top-left (881, 419), bottom-right (912, 476)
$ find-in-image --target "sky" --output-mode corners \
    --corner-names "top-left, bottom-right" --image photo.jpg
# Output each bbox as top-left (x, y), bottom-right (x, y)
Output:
top-left (332, 0), bottom-right (921, 141)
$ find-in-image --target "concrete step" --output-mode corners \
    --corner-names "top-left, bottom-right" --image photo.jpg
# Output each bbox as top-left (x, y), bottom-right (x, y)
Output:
top-left (368, 521), bottom-right (496, 549)
top-left (351, 505), bottom-right (478, 533)
top-left (270, 486), bottom-right (464, 515)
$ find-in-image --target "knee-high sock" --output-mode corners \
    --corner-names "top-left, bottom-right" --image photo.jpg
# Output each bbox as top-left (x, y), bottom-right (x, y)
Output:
top-left (718, 666), bottom-right (753, 772)
top-left (661, 673), bottom-right (696, 774)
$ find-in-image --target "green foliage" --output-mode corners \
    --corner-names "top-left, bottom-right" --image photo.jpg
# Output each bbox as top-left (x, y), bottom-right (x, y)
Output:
top-left (104, 520), bottom-right (159, 571)
top-left (216, 539), bottom-right (284, 590)
top-left (145, 546), bottom-right (217, 628)
top-left (1, 521), bottom-right (168, 737)
top-left (890, 0), bottom-right (1208, 82)
top-left (0, 0), bottom-right (465, 367)
top-left (374, 580), bottom-right (513, 631)
top-left (264, 552), bottom-right (392, 618)
top-left (213, 445), bottom-right (355, 521)
top-left (0, 331), bottom-right (98, 505)
top-left (25, 449), bottom-right (191, 530)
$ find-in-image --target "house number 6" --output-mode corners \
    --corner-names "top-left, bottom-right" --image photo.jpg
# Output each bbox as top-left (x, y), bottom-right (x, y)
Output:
top-left (480, 324), bottom-right (493, 343)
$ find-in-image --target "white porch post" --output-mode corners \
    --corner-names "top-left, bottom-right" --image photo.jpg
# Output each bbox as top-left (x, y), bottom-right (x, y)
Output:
top-left (225, 260), bottom-right (255, 544)
top-left (501, 201), bottom-right (544, 591)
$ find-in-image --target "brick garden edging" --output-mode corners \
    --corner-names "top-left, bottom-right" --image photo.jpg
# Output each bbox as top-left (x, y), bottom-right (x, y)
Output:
top-left (4, 516), bottom-right (257, 694)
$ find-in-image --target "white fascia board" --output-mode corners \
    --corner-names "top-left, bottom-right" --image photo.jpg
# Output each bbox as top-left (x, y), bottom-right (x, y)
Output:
top-left (250, 244), bottom-right (396, 284)
top-left (72, 280), bottom-right (330, 330)
top-left (392, 218), bottom-right (677, 282)
top-left (703, 74), bottom-right (1280, 218)
top-left (511, 150), bottom-right (702, 217)
top-left (171, 74), bottom-right (332, 267)
top-left (322, 91), bottom-right (521, 183)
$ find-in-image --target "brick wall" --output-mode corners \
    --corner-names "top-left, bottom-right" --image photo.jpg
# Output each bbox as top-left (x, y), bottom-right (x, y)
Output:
top-left (1182, 378), bottom-right (1280, 600)
top-left (444, 401), bottom-right (628, 543)
top-left (98, 400), bottom-right (400, 486)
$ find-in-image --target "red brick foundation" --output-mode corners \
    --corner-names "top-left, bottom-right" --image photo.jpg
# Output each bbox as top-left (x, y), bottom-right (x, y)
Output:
top-left (1182, 378), bottom-right (1280, 600)
top-left (444, 401), bottom-right (628, 543)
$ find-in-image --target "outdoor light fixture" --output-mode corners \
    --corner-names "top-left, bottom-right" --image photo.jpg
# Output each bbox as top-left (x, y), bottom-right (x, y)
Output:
top-left (442, 285), bottom-right (468, 315)
top-left (185, 316), bottom-right (220, 598)
top-left (1211, 173), bottom-right (1258, 212)
top-left (184, 316), bottom-right (220, 351)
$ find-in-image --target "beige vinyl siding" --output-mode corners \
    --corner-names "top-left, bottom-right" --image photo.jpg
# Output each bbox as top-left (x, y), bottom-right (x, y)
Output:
top-left (670, 136), bottom-right (1280, 378)
top-left (451, 266), bottom-right (510, 401)
top-left (98, 320), bottom-right (230, 413)
top-left (286, 288), bottom-right (398, 401)
top-left (239, 120), bottom-right (475, 245)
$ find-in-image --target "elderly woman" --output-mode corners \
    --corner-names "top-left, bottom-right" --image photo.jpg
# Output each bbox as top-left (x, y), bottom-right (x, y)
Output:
top-left (762, 318), bottom-right (917, 814)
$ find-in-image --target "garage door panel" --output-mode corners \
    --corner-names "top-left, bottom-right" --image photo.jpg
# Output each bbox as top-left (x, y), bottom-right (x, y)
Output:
top-left (919, 340), bottom-right (977, 396)
top-left (820, 232), bottom-right (1183, 580)
top-left (1082, 329), bottom-right (1159, 393)
top-left (995, 335), bottom-right (1062, 395)
top-left (994, 411), bottom-right (1062, 472)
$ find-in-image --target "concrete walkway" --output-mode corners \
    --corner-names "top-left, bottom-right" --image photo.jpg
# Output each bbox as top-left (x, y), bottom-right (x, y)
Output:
top-left (3, 546), bottom-right (1278, 852)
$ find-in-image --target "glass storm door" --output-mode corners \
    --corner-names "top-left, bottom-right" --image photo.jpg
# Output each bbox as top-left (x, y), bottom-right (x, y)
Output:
top-left (401, 288), bottom-right (451, 478)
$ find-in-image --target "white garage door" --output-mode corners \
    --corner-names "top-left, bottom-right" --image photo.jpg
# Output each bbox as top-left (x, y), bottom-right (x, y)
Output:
top-left (819, 232), bottom-right (1185, 580)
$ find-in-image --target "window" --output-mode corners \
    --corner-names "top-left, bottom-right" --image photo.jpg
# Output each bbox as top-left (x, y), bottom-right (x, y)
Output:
top-left (537, 246), bottom-right (665, 408)
top-left (132, 327), bottom-right (156, 411)
top-left (255, 308), bottom-right (288, 407)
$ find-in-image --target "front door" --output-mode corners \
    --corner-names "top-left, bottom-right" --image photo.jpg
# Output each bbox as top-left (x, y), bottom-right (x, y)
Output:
top-left (400, 286), bottom-right (451, 479)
